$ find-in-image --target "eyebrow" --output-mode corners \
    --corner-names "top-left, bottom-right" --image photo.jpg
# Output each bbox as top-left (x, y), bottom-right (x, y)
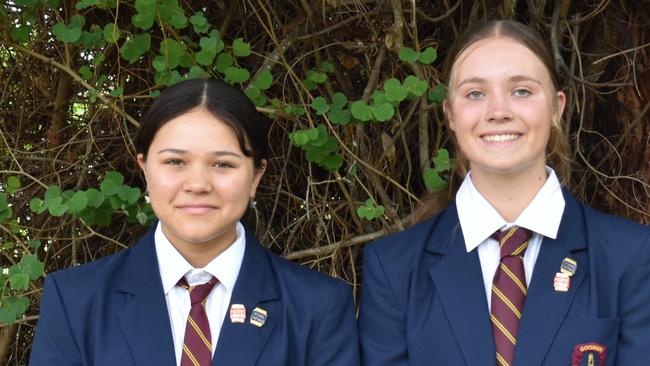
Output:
top-left (457, 75), bottom-right (542, 88)
top-left (156, 148), bottom-right (243, 158)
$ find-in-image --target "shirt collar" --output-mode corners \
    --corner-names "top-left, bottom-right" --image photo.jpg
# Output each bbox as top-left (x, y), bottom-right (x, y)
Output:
top-left (456, 167), bottom-right (565, 253)
top-left (155, 221), bottom-right (246, 294)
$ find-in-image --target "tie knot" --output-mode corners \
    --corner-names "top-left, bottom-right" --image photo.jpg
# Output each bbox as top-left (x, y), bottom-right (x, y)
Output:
top-left (491, 226), bottom-right (532, 258)
top-left (177, 276), bottom-right (218, 305)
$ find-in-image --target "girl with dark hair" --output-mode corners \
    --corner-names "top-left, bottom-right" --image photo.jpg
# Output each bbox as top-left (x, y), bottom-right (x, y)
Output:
top-left (358, 20), bottom-right (650, 365)
top-left (31, 79), bottom-right (360, 366)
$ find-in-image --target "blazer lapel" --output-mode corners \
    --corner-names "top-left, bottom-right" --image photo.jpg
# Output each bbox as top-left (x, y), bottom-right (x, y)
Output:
top-left (114, 226), bottom-right (177, 366)
top-left (212, 230), bottom-right (279, 366)
top-left (513, 191), bottom-right (589, 366)
top-left (427, 203), bottom-right (496, 366)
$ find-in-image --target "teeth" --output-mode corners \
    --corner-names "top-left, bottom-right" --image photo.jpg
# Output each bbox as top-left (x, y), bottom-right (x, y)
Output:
top-left (483, 134), bottom-right (519, 142)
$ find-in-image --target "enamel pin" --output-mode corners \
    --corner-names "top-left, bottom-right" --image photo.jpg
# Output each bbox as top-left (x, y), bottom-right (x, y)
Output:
top-left (250, 307), bottom-right (268, 327)
top-left (555, 257), bottom-right (577, 292)
top-left (230, 304), bottom-right (246, 323)
top-left (571, 343), bottom-right (607, 366)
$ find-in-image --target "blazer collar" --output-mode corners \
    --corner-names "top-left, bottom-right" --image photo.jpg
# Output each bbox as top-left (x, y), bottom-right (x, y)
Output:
top-left (513, 189), bottom-right (589, 366)
top-left (425, 202), bottom-right (497, 366)
top-left (211, 229), bottom-right (280, 366)
top-left (113, 225), bottom-right (177, 366)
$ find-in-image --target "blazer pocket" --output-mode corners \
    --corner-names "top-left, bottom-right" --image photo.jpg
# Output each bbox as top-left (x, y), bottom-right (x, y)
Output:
top-left (546, 317), bottom-right (620, 365)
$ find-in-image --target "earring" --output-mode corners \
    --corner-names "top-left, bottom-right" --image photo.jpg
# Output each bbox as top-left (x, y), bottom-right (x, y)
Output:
top-left (144, 193), bottom-right (150, 204)
top-left (249, 198), bottom-right (257, 209)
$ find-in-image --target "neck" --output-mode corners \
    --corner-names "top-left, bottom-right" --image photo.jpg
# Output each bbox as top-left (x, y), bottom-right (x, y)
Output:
top-left (471, 166), bottom-right (548, 222)
top-left (162, 225), bottom-right (237, 268)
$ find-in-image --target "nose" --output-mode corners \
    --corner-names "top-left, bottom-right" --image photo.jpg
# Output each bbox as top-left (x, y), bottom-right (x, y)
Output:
top-left (486, 93), bottom-right (514, 122)
top-left (182, 165), bottom-right (212, 194)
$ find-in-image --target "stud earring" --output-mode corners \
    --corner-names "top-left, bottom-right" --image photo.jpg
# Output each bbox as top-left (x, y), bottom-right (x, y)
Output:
top-left (249, 198), bottom-right (257, 209)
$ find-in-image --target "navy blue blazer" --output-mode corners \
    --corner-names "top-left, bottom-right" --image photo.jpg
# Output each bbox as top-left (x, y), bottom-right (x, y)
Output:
top-left (359, 190), bottom-right (650, 365)
top-left (30, 227), bottom-right (360, 366)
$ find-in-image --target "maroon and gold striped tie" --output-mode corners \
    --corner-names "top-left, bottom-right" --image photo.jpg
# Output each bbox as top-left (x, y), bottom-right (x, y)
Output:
top-left (177, 276), bottom-right (218, 366)
top-left (490, 227), bottom-right (532, 366)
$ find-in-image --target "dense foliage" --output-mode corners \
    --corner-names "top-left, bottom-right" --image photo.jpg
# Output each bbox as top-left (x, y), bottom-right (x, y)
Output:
top-left (0, 0), bottom-right (648, 363)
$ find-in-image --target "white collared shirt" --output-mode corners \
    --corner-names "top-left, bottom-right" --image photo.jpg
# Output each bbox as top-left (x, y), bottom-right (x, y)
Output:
top-left (155, 221), bottom-right (246, 365)
top-left (455, 167), bottom-right (565, 309)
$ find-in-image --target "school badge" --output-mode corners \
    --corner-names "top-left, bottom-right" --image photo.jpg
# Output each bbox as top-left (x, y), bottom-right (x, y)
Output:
top-left (230, 304), bottom-right (246, 323)
top-left (250, 307), bottom-right (268, 327)
top-left (571, 343), bottom-right (607, 366)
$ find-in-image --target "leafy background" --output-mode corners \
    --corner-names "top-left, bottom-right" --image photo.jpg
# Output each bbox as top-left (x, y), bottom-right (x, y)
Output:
top-left (0, 0), bottom-right (648, 363)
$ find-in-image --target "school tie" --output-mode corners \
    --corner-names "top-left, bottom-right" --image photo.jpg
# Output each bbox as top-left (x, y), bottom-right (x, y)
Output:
top-left (177, 276), bottom-right (218, 366)
top-left (490, 226), bottom-right (532, 366)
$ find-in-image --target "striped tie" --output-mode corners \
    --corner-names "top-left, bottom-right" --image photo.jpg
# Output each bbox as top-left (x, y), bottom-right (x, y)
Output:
top-left (490, 226), bottom-right (532, 366)
top-left (177, 276), bottom-right (218, 366)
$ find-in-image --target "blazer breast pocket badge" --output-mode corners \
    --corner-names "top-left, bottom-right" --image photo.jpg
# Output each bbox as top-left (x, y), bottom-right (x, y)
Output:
top-left (572, 343), bottom-right (607, 366)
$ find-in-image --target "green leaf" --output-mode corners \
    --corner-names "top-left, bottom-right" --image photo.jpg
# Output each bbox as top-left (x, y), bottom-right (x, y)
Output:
top-left (356, 205), bottom-right (372, 219)
top-left (6, 176), bottom-right (21, 193)
top-left (195, 35), bottom-right (221, 65)
top-left (160, 38), bottom-right (185, 68)
top-left (47, 200), bottom-right (67, 217)
top-left (319, 61), bottom-right (335, 73)
top-left (103, 23), bottom-right (120, 43)
top-left (10, 24), bottom-right (31, 43)
top-left (418, 47), bottom-right (437, 64)
top-left (398, 47), bottom-right (419, 63)
top-left (110, 87), bottom-right (124, 97)
top-left (350, 100), bottom-right (373, 122)
top-left (9, 268), bottom-right (29, 291)
top-left (320, 154), bottom-right (343, 172)
top-left (311, 97), bottom-right (330, 115)
top-left (232, 38), bottom-right (251, 57)
top-left (428, 83), bottom-right (447, 104)
top-left (101, 171), bottom-right (124, 195)
top-left (215, 53), bottom-right (233, 73)
top-left (306, 70), bottom-right (327, 84)
top-left (424, 168), bottom-right (448, 192)
top-left (29, 197), bottom-right (45, 214)
top-left (253, 70), bottom-right (273, 90)
top-left (187, 66), bottom-right (207, 79)
top-left (20, 254), bottom-right (44, 280)
top-left (190, 12), bottom-right (209, 33)
top-left (371, 90), bottom-right (387, 105)
top-left (372, 103), bottom-right (394, 122)
top-left (28, 240), bottom-right (42, 249)
top-left (44, 185), bottom-right (61, 200)
top-left (330, 92), bottom-right (347, 110)
top-left (383, 78), bottom-right (407, 103)
top-left (79, 26), bottom-right (105, 48)
top-left (328, 108), bottom-right (351, 125)
top-left (168, 14), bottom-right (188, 29)
top-left (85, 188), bottom-right (104, 208)
top-left (119, 186), bottom-right (141, 205)
top-left (224, 66), bottom-right (250, 84)
top-left (152, 55), bottom-right (167, 72)
top-left (0, 296), bottom-right (30, 323)
top-left (137, 211), bottom-right (149, 225)
top-left (76, 0), bottom-right (99, 9)
top-left (132, 12), bottom-right (155, 30)
top-left (68, 191), bottom-right (88, 214)
top-left (52, 16), bottom-right (85, 44)
top-left (120, 33), bottom-right (151, 64)
top-left (403, 75), bottom-right (428, 97)
top-left (79, 65), bottom-right (93, 81)
top-left (432, 148), bottom-right (451, 172)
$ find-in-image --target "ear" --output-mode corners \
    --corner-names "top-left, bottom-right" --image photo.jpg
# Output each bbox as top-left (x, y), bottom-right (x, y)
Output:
top-left (443, 99), bottom-right (456, 132)
top-left (250, 159), bottom-right (267, 196)
top-left (136, 153), bottom-right (148, 185)
top-left (554, 91), bottom-right (566, 124)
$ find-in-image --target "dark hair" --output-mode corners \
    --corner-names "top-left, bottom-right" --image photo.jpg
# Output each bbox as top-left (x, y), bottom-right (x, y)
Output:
top-left (135, 79), bottom-right (270, 167)
top-left (412, 20), bottom-right (572, 224)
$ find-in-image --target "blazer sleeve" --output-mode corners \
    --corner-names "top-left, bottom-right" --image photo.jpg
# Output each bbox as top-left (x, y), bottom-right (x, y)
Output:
top-left (306, 280), bottom-right (360, 366)
top-left (616, 232), bottom-right (650, 364)
top-left (29, 275), bottom-right (82, 366)
top-left (358, 244), bottom-right (408, 366)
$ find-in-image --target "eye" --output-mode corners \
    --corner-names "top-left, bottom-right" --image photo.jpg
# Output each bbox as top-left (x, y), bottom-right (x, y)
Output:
top-left (164, 159), bottom-right (184, 166)
top-left (466, 90), bottom-right (484, 100)
top-left (213, 161), bottom-right (234, 168)
top-left (513, 88), bottom-right (531, 97)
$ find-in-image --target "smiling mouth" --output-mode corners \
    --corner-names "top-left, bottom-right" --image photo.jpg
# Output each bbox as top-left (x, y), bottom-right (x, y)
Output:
top-left (177, 205), bottom-right (218, 214)
top-left (481, 133), bottom-right (521, 142)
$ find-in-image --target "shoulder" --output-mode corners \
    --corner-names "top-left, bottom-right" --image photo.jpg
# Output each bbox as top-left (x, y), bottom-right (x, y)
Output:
top-left (266, 251), bottom-right (350, 296)
top-left (578, 201), bottom-right (650, 250)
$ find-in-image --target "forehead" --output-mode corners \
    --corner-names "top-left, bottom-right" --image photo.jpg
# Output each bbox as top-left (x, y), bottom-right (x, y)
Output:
top-left (451, 36), bottom-right (551, 85)
top-left (151, 108), bottom-right (239, 147)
